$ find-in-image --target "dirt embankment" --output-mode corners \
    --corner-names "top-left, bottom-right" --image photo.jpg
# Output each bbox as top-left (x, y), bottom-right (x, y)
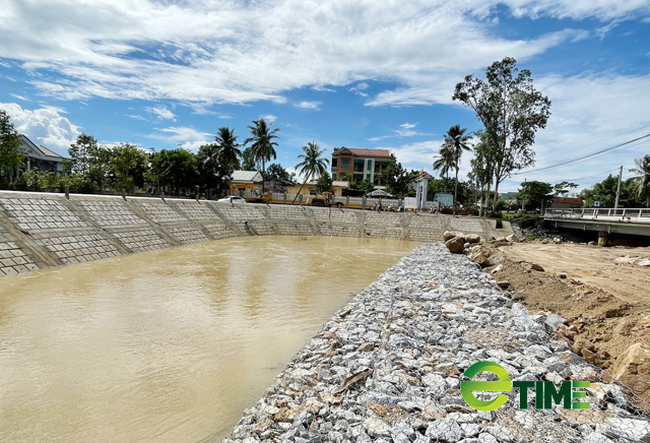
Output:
top-left (471, 240), bottom-right (650, 404)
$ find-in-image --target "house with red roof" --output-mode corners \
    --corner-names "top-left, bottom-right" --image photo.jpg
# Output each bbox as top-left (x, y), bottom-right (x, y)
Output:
top-left (549, 197), bottom-right (584, 208)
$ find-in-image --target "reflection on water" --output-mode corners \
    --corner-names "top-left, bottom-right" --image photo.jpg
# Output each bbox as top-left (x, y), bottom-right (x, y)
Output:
top-left (0, 236), bottom-right (420, 442)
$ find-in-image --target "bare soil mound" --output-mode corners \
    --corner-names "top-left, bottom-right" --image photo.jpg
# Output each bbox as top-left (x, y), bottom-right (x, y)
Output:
top-left (472, 240), bottom-right (650, 405)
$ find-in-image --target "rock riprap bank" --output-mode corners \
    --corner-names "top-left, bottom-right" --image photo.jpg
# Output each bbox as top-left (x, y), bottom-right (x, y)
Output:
top-left (224, 243), bottom-right (649, 443)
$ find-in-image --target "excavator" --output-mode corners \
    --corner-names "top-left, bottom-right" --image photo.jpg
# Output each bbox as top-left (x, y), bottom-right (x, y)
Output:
top-left (228, 184), bottom-right (272, 203)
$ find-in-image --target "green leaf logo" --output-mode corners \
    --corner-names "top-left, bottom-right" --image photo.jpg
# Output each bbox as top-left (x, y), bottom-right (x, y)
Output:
top-left (461, 361), bottom-right (511, 411)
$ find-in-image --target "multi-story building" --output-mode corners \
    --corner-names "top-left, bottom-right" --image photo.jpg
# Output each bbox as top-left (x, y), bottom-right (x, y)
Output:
top-left (330, 147), bottom-right (396, 186)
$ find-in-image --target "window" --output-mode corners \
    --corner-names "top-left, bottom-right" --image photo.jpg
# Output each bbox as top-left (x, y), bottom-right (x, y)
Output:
top-left (332, 158), bottom-right (338, 167)
top-left (354, 159), bottom-right (364, 172)
top-left (367, 161), bottom-right (372, 171)
top-left (332, 174), bottom-right (337, 180)
top-left (341, 159), bottom-right (350, 169)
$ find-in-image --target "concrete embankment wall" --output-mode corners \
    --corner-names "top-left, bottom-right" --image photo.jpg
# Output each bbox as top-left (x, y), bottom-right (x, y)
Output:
top-left (0, 191), bottom-right (512, 278)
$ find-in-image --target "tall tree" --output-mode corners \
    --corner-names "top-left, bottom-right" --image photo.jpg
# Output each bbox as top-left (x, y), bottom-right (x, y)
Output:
top-left (68, 133), bottom-right (99, 175)
top-left (468, 130), bottom-right (497, 216)
top-left (433, 144), bottom-right (454, 179)
top-left (264, 163), bottom-right (294, 183)
top-left (109, 143), bottom-right (148, 193)
top-left (244, 118), bottom-right (280, 193)
top-left (150, 148), bottom-right (199, 196)
top-left (453, 57), bottom-right (551, 211)
top-left (197, 144), bottom-right (229, 196)
top-left (517, 180), bottom-right (553, 211)
top-left (215, 127), bottom-right (241, 172)
top-left (293, 141), bottom-right (329, 203)
top-left (0, 110), bottom-right (23, 186)
top-left (241, 146), bottom-right (259, 171)
top-left (315, 171), bottom-right (334, 194)
top-left (379, 162), bottom-right (418, 198)
top-left (629, 155), bottom-right (650, 207)
top-left (440, 125), bottom-right (472, 213)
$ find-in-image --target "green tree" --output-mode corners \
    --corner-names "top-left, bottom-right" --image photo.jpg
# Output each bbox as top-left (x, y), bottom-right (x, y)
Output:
top-left (0, 110), bottom-right (23, 186)
top-left (433, 144), bottom-right (454, 179)
top-left (240, 146), bottom-right (259, 171)
top-left (577, 175), bottom-right (638, 208)
top-left (468, 130), bottom-right (497, 216)
top-left (453, 57), bottom-right (551, 211)
top-left (293, 141), bottom-right (329, 203)
top-left (350, 177), bottom-right (375, 194)
top-left (553, 181), bottom-right (578, 197)
top-left (629, 155), bottom-right (650, 207)
top-left (339, 173), bottom-right (352, 182)
top-left (196, 144), bottom-right (229, 196)
top-left (215, 127), bottom-right (242, 172)
top-left (244, 118), bottom-right (280, 193)
top-left (13, 170), bottom-right (56, 192)
top-left (380, 162), bottom-right (418, 198)
top-left (150, 149), bottom-right (198, 196)
top-left (109, 143), bottom-right (148, 193)
top-left (439, 125), bottom-right (472, 213)
top-left (517, 180), bottom-right (553, 211)
top-left (264, 163), bottom-right (294, 182)
top-left (68, 133), bottom-right (99, 175)
top-left (315, 171), bottom-right (333, 194)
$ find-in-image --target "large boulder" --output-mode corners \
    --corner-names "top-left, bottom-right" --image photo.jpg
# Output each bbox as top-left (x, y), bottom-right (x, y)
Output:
top-left (611, 343), bottom-right (650, 399)
top-left (445, 236), bottom-right (465, 254)
top-left (443, 230), bottom-right (465, 242)
top-left (471, 251), bottom-right (493, 268)
top-left (465, 233), bottom-right (481, 244)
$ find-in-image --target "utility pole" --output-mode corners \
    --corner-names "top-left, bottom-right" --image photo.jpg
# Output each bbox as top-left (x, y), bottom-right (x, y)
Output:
top-left (614, 165), bottom-right (623, 210)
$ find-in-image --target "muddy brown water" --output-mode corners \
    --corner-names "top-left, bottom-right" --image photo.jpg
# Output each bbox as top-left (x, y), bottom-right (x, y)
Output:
top-left (0, 236), bottom-right (420, 442)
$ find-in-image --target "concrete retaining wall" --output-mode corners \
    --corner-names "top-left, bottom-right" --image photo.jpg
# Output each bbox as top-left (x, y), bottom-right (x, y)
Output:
top-left (0, 191), bottom-right (513, 278)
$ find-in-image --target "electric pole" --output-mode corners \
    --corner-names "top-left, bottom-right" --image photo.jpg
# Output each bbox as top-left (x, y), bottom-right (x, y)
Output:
top-left (614, 165), bottom-right (623, 210)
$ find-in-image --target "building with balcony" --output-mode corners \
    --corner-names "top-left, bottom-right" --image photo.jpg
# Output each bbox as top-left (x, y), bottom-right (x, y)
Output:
top-left (330, 147), bottom-right (396, 186)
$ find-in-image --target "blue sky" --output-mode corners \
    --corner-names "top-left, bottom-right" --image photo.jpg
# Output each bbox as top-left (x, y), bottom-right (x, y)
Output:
top-left (1, 0), bottom-right (650, 192)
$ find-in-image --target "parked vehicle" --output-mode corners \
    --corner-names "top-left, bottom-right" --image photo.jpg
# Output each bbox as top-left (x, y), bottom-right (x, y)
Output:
top-left (228, 184), bottom-right (272, 203)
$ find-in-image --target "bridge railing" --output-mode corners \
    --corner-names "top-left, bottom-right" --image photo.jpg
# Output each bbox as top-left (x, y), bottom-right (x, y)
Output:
top-left (545, 208), bottom-right (650, 223)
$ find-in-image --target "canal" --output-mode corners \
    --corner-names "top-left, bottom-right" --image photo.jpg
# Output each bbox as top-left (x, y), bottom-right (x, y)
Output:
top-left (0, 236), bottom-right (420, 442)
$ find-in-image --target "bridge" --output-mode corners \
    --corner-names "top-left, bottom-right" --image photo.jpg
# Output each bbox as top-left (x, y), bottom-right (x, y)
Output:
top-left (544, 208), bottom-right (650, 238)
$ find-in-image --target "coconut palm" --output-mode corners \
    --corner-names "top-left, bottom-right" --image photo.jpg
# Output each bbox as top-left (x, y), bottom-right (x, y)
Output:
top-left (292, 141), bottom-right (329, 203)
top-left (438, 125), bottom-right (473, 213)
top-left (433, 145), bottom-right (454, 179)
top-left (629, 154), bottom-right (650, 207)
top-left (215, 127), bottom-right (241, 172)
top-left (244, 118), bottom-right (280, 193)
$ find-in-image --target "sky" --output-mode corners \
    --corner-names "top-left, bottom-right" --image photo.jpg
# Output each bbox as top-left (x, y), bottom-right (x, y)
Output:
top-left (1, 0), bottom-right (650, 193)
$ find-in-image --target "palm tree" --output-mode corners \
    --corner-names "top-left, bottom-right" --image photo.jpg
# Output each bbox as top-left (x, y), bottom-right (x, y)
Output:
top-left (292, 141), bottom-right (329, 203)
top-left (215, 127), bottom-right (241, 172)
top-left (630, 155), bottom-right (650, 207)
top-left (433, 145), bottom-right (454, 178)
top-left (438, 125), bottom-right (473, 213)
top-left (244, 118), bottom-right (280, 193)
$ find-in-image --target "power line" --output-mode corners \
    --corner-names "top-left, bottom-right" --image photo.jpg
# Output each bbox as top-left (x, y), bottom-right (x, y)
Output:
top-left (512, 133), bottom-right (650, 176)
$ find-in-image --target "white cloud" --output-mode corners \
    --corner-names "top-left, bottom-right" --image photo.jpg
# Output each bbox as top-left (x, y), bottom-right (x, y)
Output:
top-left (0, 102), bottom-right (79, 154)
top-left (350, 82), bottom-right (370, 96)
top-left (295, 101), bottom-right (321, 110)
top-left (150, 126), bottom-right (212, 151)
top-left (368, 122), bottom-right (428, 141)
top-left (2, 1), bottom-right (643, 106)
top-left (261, 114), bottom-right (277, 123)
top-left (10, 94), bottom-right (29, 101)
top-left (145, 105), bottom-right (175, 120)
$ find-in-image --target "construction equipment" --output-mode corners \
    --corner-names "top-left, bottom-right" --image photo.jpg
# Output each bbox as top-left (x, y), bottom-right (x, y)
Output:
top-left (306, 192), bottom-right (344, 208)
top-left (229, 184), bottom-right (272, 203)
